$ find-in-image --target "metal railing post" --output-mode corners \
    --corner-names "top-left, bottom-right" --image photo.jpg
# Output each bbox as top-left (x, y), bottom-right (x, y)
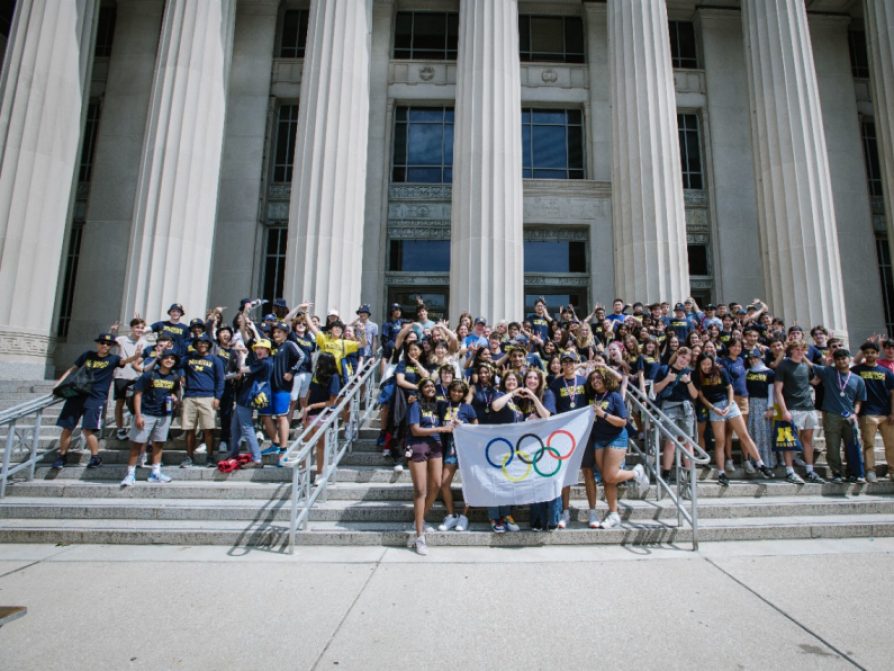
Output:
top-left (1, 419), bottom-right (16, 498)
top-left (29, 410), bottom-right (43, 481)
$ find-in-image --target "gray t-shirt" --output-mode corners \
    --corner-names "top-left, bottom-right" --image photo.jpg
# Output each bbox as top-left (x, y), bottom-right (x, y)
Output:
top-left (775, 358), bottom-right (814, 411)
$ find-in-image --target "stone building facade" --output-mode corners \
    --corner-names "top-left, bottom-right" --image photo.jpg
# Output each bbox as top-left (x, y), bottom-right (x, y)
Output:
top-left (0, 0), bottom-right (891, 378)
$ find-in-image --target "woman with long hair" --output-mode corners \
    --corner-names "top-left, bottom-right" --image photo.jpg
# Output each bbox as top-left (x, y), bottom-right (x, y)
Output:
top-left (302, 352), bottom-right (341, 477)
top-left (653, 347), bottom-right (699, 480)
top-left (660, 334), bottom-right (680, 364)
top-left (437, 380), bottom-right (477, 532)
top-left (406, 378), bottom-right (449, 555)
top-left (693, 353), bottom-right (774, 486)
top-left (585, 367), bottom-right (651, 528)
top-left (719, 338), bottom-right (751, 473)
top-left (486, 371), bottom-right (527, 532)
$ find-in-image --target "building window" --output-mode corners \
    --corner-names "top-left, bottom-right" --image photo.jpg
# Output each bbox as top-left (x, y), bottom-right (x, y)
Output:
top-left (279, 9), bottom-right (310, 58)
top-left (518, 15), bottom-right (584, 64)
top-left (669, 21), bottom-right (698, 69)
top-left (392, 106), bottom-right (454, 183)
top-left (56, 221), bottom-right (85, 337)
top-left (861, 119), bottom-right (883, 198)
top-left (678, 112), bottom-right (703, 190)
top-left (272, 103), bottom-right (299, 184)
top-left (848, 30), bottom-right (870, 79)
top-left (523, 240), bottom-right (586, 273)
top-left (393, 12), bottom-right (458, 60)
top-left (0, 0), bottom-right (15, 39)
top-left (389, 240), bottom-right (450, 272)
top-left (522, 109), bottom-right (585, 179)
top-left (79, 100), bottom-right (102, 183)
top-left (261, 225), bottom-right (288, 303)
top-left (876, 235), bottom-right (894, 334)
top-left (688, 244), bottom-right (709, 276)
top-left (94, 5), bottom-right (117, 57)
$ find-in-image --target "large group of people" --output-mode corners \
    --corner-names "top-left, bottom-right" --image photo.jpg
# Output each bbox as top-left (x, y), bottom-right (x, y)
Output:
top-left (51, 294), bottom-right (894, 555)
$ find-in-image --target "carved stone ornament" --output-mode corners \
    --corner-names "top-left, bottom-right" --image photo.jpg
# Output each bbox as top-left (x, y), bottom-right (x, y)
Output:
top-left (541, 69), bottom-right (558, 83)
top-left (419, 65), bottom-right (435, 81)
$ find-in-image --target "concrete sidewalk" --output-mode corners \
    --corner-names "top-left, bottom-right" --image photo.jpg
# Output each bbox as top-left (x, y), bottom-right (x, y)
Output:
top-left (0, 539), bottom-right (891, 670)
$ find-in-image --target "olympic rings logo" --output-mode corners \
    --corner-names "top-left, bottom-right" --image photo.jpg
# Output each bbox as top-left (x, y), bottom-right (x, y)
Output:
top-left (484, 430), bottom-right (576, 482)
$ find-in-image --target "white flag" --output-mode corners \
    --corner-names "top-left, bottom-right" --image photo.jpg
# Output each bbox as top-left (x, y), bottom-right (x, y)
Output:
top-left (453, 407), bottom-right (594, 506)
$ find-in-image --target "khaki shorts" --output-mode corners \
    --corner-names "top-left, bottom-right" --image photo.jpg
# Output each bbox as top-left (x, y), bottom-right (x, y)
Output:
top-left (734, 395), bottom-right (749, 416)
top-left (181, 397), bottom-right (216, 431)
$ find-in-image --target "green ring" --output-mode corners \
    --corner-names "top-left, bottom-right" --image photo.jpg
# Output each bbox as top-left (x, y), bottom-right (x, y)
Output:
top-left (532, 445), bottom-right (562, 477)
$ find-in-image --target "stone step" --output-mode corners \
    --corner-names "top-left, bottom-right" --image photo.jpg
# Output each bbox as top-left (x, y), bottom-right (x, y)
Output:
top-left (2, 493), bottom-right (893, 524)
top-left (1, 513), bottom-right (893, 546)
top-left (22, 463), bottom-right (894, 494)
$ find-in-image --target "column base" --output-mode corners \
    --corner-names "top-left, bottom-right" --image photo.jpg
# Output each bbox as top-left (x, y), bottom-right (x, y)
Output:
top-left (0, 328), bottom-right (56, 380)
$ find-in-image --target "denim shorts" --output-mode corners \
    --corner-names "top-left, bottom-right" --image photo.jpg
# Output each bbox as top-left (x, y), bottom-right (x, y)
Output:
top-left (708, 399), bottom-right (742, 423)
top-left (594, 430), bottom-right (629, 450)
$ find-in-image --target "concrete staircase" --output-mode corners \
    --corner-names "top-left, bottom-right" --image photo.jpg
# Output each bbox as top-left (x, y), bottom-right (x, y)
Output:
top-left (2, 419), bottom-right (894, 548)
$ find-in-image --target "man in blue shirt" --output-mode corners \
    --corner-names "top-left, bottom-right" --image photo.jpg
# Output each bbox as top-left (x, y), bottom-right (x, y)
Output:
top-left (180, 335), bottom-right (224, 467)
top-left (852, 341), bottom-right (894, 483)
top-left (260, 321), bottom-right (306, 457)
top-left (52, 333), bottom-right (140, 469)
top-left (810, 349), bottom-right (866, 483)
top-left (148, 303), bottom-right (189, 357)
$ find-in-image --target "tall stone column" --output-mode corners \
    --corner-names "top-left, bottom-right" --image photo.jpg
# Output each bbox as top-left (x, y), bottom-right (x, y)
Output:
top-left (0, 1), bottom-right (98, 378)
top-left (449, 0), bottom-right (524, 321)
top-left (284, 0), bottom-right (372, 314)
top-left (865, 1), bottom-right (894, 272)
top-left (65, 0), bottom-right (164, 358)
top-left (608, 0), bottom-right (689, 305)
top-left (741, 0), bottom-right (847, 335)
top-left (122, 0), bottom-right (236, 321)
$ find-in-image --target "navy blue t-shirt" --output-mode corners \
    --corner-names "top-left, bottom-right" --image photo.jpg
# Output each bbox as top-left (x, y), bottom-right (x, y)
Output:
top-left (471, 384), bottom-right (498, 424)
top-left (526, 313), bottom-right (551, 343)
top-left (589, 391), bottom-right (628, 443)
top-left (655, 365), bottom-right (694, 404)
top-left (269, 340), bottom-right (306, 391)
top-left (695, 368), bottom-right (732, 404)
top-left (74, 351), bottom-right (122, 402)
top-left (150, 320), bottom-right (189, 357)
top-left (550, 374), bottom-right (587, 413)
top-left (720, 355), bottom-right (748, 397)
top-left (307, 374), bottom-right (341, 412)
top-left (395, 360), bottom-right (423, 386)
top-left (812, 364), bottom-right (866, 416)
top-left (491, 392), bottom-right (525, 424)
top-left (745, 368), bottom-right (775, 399)
top-left (852, 364), bottom-right (894, 416)
top-left (134, 368), bottom-right (180, 417)
top-left (408, 401), bottom-right (443, 446)
top-left (293, 333), bottom-right (316, 373)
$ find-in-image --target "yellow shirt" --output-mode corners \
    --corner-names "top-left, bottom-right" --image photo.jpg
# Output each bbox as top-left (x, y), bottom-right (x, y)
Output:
top-left (315, 333), bottom-right (359, 373)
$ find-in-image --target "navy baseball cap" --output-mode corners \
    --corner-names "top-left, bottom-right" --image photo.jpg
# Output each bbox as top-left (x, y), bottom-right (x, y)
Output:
top-left (674, 303), bottom-right (686, 312)
top-left (560, 350), bottom-right (579, 362)
top-left (193, 334), bottom-right (213, 346)
top-left (272, 321), bottom-right (290, 333)
top-left (356, 304), bottom-right (371, 315)
top-left (94, 333), bottom-right (115, 345)
top-left (273, 298), bottom-right (288, 309)
top-left (189, 318), bottom-right (205, 329)
top-left (263, 313), bottom-right (276, 322)
top-left (158, 349), bottom-right (179, 364)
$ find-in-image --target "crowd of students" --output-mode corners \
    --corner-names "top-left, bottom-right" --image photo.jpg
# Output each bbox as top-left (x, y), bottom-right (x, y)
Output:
top-left (51, 295), bottom-right (894, 556)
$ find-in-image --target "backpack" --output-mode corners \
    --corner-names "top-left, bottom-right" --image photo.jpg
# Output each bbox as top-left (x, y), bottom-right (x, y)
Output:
top-left (249, 379), bottom-right (271, 410)
top-left (53, 365), bottom-right (95, 399)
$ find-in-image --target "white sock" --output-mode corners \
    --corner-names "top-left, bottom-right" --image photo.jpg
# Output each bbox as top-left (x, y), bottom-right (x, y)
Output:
top-left (786, 466), bottom-right (795, 475)
top-left (127, 466), bottom-right (136, 476)
top-left (805, 464), bottom-right (815, 474)
top-left (152, 463), bottom-right (160, 474)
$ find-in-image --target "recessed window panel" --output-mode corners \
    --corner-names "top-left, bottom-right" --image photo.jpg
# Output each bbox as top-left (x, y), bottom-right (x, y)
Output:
top-left (524, 241), bottom-right (587, 273)
top-left (392, 106), bottom-right (454, 183)
top-left (678, 113), bottom-right (703, 190)
top-left (280, 10), bottom-right (310, 58)
top-left (389, 240), bottom-right (450, 272)
top-left (393, 12), bottom-right (458, 60)
top-left (522, 108), bottom-right (585, 180)
top-left (688, 244), bottom-right (709, 276)
top-left (519, 15), bottom-right (584, 64)
top-left (669, 21), bottom-right (698, 69)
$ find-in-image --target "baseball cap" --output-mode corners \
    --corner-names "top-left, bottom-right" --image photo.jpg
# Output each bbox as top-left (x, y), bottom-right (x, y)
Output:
top-left (474, 316), bottom-right (487, 326)
top-left (263, 313), bottom-right (276, 322)
top-left (158, 349), bottom-right (179, 363)
top-left (94, 332), bottom-right (115, 345)
top-left (674, 303), bottom-right (686, 312)
top-left (272, 321), bottom-right (290, 333)
top-left (167, 303), bottom-right (184, 315)
top-left (560, 350), bottom-right (579, 362)
top-left (189, 318), bottom-right (205, 329)
top-left (356, 304), bottom-right (371, 315)
top-left (252, 339), bottom-right (272, 351)
top-left (273, 298), bottom-right (288, 309)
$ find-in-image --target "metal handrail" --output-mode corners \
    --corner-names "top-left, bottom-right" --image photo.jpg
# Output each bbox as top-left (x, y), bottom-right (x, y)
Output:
top-left (1, 393), bottom-right (62, 498)
top-left (281, 354), bottom-right (381, 553)
top-left (624, 384), bottom-right (711, 550)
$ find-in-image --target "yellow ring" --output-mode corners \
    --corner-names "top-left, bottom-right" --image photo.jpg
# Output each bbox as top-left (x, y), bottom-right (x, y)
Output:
top-left (501, 449), bottom-right (532, 483)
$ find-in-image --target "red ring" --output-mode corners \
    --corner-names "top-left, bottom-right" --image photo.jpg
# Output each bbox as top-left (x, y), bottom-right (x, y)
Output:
top-left (546, 429), bottom-right (576, 460)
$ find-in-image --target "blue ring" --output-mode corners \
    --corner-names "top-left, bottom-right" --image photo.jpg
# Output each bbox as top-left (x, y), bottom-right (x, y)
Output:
top-left (485, 437), bottom-right (514, 468)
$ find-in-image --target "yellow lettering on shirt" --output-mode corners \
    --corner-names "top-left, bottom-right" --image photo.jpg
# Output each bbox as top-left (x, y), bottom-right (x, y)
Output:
top-left (559, 385), bottom-right (584, 397)
top-left (152, 378), bottom-right (175, 391)
top-left (859, 371), bottom-right (886, 382)
top-left (86, 359), bottom-right (110, 370)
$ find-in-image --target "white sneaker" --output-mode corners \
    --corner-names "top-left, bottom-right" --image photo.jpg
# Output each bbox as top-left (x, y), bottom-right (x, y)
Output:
top-left (393, 463), bottom-right (404, 474)
top-left (255, 430), bottom-right (265, 443)
top-left (148, 471), bottom-right (172, 484)
top-left (633, 463), bottom-right (650, 494)
top-left (587, 509), bottom-right (599, 529)
top-left (180, 456), bottom-right (192, 469)
top-left (866, 471), bottom-right (878, 483)
top-left (504, 515), bottom-right (520, 532)
top-left (600, 511), bottom-right (621, 529)
top-left (414, 535), bottom-right (428, 556)
top-left (438, 514), bottom-right (459, 531)
top-left (557, 508), bottom-right (571, 529)
top-left (116, 428), bottom-right (129, 441)
top-left (455, 514), bottom-right (469, 532)
top-left (743, 459), bottom-right (756, 475)
top-left (218, 441), bottom-right (228, 453)
top-left (724, 459), bottom-right (735, 473)
top-left (195, 443), bottom-right (207, 455)
top-left (120, 471), bottom-right (135, 487)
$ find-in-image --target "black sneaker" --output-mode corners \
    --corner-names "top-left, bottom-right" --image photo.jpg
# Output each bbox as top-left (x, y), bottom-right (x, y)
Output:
top-left (757, 464), bottom-right (774, 479)
top-left (51, 454), bottom-right (66, 469)
top-left (86, 455), bottom-right (103, 469)
top-left (717, 472), bottom-right (730, 487)
top-left (830, 472), bottom-right (844, 484)
top-left (805, 471), bottom-right (826, 484)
